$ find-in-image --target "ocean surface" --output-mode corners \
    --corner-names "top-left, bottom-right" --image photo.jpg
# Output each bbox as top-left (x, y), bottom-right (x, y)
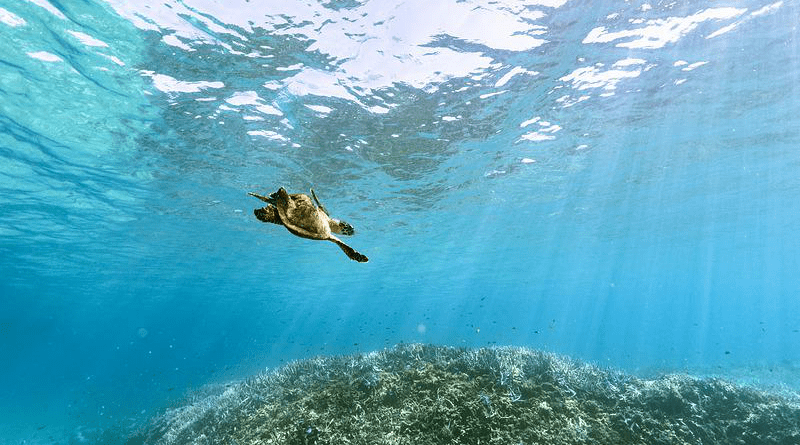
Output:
top-left (1, 0), bottom-right (799, 443)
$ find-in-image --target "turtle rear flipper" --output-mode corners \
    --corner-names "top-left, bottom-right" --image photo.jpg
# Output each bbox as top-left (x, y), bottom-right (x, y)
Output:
top-left (329, 236), bottom-right (368, 262)
top-left (248, 192), bottom-right (276, 205)
top-left (254, 206), bottom-right (281, 225)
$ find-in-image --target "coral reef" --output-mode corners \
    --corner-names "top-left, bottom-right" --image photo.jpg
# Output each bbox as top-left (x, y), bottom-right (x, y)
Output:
top-left (140, 344), bottom-right (800, 445)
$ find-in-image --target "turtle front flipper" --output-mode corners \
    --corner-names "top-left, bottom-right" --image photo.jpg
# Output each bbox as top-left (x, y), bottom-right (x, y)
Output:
top-left (329, 236), bottom-right (368, 262)
top-left (254, 205), bottom-right (282, 225)
top-left (310, 189), bottom-right (329, 216)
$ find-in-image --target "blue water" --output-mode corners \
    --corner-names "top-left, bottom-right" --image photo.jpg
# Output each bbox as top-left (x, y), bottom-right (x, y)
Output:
top-left (1, 0), bottom-right (799, 442)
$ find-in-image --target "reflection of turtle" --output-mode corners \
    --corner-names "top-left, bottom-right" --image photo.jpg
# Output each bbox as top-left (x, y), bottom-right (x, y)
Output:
top-left (249, 188), bottom-right (368, 263)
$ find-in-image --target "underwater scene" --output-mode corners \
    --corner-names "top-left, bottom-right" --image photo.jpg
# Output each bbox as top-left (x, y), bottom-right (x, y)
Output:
top-left (1, 0), bottom-right (800, 443)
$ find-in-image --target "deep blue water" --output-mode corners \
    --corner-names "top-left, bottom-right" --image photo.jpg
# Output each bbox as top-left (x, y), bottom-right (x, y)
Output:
top-left (1, 0), bottom-right (799, 442)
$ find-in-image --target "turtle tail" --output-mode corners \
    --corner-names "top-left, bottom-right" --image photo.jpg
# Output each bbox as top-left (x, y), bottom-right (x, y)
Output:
top-left (329, 236), bottom-right (368, 262)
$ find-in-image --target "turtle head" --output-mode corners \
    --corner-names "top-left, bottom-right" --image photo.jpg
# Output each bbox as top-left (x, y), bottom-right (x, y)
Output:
top-left (330, 219), bottom-right (355, 236)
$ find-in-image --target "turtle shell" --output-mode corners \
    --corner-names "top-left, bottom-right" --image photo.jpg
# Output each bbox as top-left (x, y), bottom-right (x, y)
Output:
top-left (274, 188), bottom-right (331, 240)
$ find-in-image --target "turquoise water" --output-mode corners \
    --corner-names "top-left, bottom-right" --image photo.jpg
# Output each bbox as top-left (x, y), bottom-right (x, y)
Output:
top-left (1, 0), bottom-right (799, 442)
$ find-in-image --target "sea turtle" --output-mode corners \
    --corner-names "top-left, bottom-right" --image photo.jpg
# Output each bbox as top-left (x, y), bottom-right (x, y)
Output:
top-left (249, 188), bottom-right (368, 263)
